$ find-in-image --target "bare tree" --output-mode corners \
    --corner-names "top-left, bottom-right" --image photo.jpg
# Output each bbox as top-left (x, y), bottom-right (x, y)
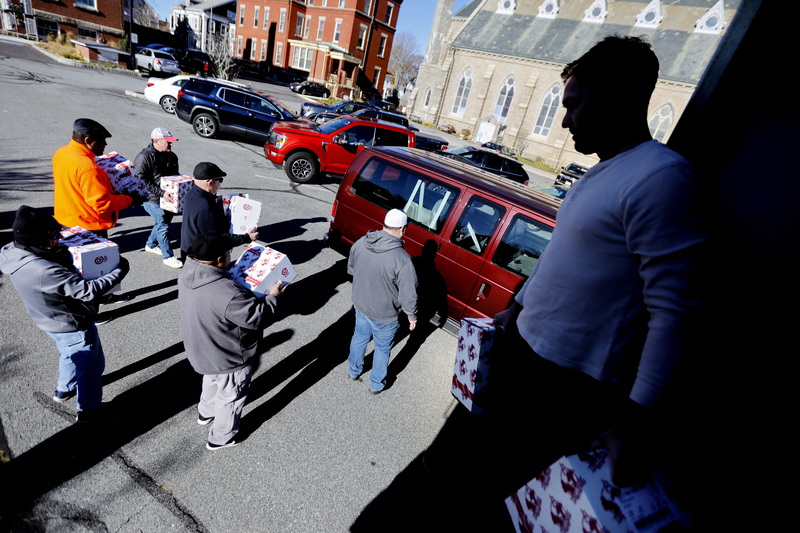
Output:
top-left (387, 31), bottom-right (424, 89)
top-left (206, 31), bottom-right (240, 81)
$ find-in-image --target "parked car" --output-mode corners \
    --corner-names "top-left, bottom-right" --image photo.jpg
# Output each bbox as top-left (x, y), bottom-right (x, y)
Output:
top-left (146, 43), bottom-right (179, 56)
top-left (144, 75), bottom-right (247, 114)
top-left (554, 162), bottom-right (589, 188)
top-left (439, 147), bottom-right (529, 184)
top-left (350, 108), bottom-right (410, 128)
top-left (135, 48), bottom-right (181, 76)
top-left (177, 49), bottom-right (214, 76)
top-left (265, 116), bottom-right (416, 183)
top-left (481, 141), bottom-right (517, 159)
top-left (414, 133), bottom-right (449, 152)
top-left (300, 100), bottom-right (375, 120)
top-left (327, 146), bottom-right (559, 328)
top-left (367, 99), bottom-right (398, 112)
top-left (175, 78), bottom-right (305, 142)
top-left (290, 81), bottom-right (331, 98)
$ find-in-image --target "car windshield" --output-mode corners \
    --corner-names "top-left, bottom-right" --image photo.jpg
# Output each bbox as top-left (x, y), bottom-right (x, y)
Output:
top-left (262, 94), bottom-right (296, 117)
top-left (565, 164), bottom-right (587, 174)
top-left (319, 117), bottom-right (353, 134)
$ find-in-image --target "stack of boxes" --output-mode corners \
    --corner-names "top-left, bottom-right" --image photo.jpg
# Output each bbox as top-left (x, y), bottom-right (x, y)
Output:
top-left (95, 152), bottom-right (149, 199)
top-left (58, 226), bottom-right (121, 292)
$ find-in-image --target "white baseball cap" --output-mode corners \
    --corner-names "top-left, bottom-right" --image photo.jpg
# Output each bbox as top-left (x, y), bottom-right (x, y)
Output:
top-left (384, 209), bottom-right (408, 228)
top-left (151, 127), bottom-right (178, 142)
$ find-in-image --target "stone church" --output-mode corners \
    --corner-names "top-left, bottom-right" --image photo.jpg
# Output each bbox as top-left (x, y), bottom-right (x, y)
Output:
top-left (407, 0), bottom-right (740, 170)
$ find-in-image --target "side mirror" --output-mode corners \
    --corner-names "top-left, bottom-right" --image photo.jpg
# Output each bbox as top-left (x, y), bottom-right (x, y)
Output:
top-left (332, 134), bottom-right (346, 145)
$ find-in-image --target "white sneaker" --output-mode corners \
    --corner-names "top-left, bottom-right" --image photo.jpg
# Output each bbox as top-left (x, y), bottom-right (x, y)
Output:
top-left (163, 256), bottom-right (183, 269)
top-left (144, 245), bottom-right (161, 255)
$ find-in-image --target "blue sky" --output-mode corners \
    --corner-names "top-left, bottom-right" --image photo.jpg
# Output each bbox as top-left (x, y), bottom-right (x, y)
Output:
top-left (147, 0), bottom-right (471, 54)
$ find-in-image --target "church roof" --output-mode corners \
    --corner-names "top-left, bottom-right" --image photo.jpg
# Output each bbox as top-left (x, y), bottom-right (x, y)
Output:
top-left (450, 0), bottom-right (741, 85)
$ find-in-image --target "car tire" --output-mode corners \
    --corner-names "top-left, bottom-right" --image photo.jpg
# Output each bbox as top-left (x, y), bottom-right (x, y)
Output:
top-left (160, 95), bottom-right (178, 114)
top-left (300, 88), bottom-right (308, 95)
top-left (193, 113), bottom-right (218, 138)
top-left (323, 91), bottom-right (330, 98)
top-left (285, 151), bottom-right (319, 183)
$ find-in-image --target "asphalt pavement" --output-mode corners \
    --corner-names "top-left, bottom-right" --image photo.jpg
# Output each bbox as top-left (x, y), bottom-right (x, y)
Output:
top-left (0, 37), bottom-right (468, 532)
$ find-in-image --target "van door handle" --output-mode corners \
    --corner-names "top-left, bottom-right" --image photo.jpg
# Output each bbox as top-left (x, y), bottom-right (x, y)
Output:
top-left (476, 282), bottom-right (490, 301)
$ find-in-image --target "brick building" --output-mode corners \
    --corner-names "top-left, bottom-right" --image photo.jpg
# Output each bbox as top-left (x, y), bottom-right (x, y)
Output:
top-left (408, 0), bottom-right (740, 171)
top-left (232, 0), bottom-right (402, 99)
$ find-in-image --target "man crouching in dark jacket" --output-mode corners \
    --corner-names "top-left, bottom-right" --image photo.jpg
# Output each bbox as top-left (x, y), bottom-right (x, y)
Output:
top-left (178, 233), bottom-right (284, 450)
top-left (0, 205), bottom-right (130, 423)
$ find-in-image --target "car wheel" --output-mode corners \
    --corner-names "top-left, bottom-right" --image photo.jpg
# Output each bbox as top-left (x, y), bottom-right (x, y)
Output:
top-left (160, 95), bottom-right (177, 114)
top-left (284, 151), bottom-right (319, 183)
top-left (193, 113), bottom-right (218, 138)
top-left (300, 88), bottom-right (308, 95)
top-left (323, 90), bottom-right (330, 98)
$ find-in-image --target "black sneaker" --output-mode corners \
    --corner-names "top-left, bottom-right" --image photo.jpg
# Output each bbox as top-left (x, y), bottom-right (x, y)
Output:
top-left (100, 293), bottom-right (132, 305)
top-left (75, 407), bottom-right (100, 423)
top-left (206, 440), bottom-right (238, 451)
top-left (197, 414), bottom-right (214, 426)
top-left (53, 389), bottom-right (76, 403)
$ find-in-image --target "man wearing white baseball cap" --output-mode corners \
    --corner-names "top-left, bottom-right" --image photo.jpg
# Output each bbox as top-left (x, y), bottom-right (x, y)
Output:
top-left (134, 127), bottom-right (183, 268)
top-left (347, 208), bottom-right (418, 394)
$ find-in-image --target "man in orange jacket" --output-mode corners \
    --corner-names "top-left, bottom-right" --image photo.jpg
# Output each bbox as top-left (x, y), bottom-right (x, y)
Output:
top-left (53, 118), bottom-right (139, 238)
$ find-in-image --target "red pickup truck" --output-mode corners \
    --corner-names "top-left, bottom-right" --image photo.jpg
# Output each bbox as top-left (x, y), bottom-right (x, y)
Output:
top-left (264, 116), bottom-right (416, 183)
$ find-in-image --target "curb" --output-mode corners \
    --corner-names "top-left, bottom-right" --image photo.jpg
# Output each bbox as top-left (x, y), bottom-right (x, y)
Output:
top-left (9, 36), bottom-right (145, 78)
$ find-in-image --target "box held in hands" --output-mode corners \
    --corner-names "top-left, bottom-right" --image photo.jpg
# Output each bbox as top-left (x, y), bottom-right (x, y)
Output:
top-left (228, 196), bottom-right (262, 234)
top-left (230, 243), bottom-right (296, 297)
top-left (95, 152), bottom-right (149, 200)
top-left (452, 317), bottom-right (495, 414)
top-left (59, 226), bottom-right (121, 293)
top-left (160, 175), bottom-right (194, 213)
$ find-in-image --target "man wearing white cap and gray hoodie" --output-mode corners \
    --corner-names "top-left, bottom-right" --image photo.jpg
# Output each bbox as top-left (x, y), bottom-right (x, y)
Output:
top-left (134, 127), bottom-right (183, 269)
top-left (347, 209), bottom-right (418, 394)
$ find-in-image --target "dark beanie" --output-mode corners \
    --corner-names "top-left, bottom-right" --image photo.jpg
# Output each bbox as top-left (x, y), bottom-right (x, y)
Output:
top-left (187, 233), bottom-right (237, 261)
top-left (73, 118), bottom-right (112, 138)
top-left (12, 205), bottom-right (62, 246)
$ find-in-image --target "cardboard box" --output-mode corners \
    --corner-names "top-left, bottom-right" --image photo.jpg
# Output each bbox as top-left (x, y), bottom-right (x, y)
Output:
top-left (59, 226), bottom-right (120, 293)
top-left (95, 152), bottom-right (149, 199)
top-left (505, 449), bottom-right (688, 533)
top-left (452, 317), bottom-right (495, 414)
top-left (228, 196), bottom-right (262, 234)
top-left (221, 193), bottom-right (249, 216)
top-left (230, 243), bottom-right (296, 298)
top-left (160, 175), bottom-right (194, 213)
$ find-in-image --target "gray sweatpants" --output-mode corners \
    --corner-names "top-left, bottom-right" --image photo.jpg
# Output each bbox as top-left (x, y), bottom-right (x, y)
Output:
top-left (199, 364), bottom-right (253, 446)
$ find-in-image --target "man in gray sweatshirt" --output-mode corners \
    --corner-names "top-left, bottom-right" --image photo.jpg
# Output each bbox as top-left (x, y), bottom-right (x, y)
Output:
top-left (178, 233), bottom-right (283, 450)
top-left (0, 205), bottom-right (129, 423)
top-left (347, 209), bottom-right (418, 394)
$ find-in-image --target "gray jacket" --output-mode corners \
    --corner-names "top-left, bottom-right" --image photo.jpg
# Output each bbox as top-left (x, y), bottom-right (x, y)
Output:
top-left (348, 230), bottom-right (418, 323)
top-left (0, 242), bottom-right (127, 333)
top-left (178, 258), bottom-right (277, 375)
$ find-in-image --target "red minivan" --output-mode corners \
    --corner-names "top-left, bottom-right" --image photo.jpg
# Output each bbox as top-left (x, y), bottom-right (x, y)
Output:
top-left (328, 147), bottom-right (560, 330)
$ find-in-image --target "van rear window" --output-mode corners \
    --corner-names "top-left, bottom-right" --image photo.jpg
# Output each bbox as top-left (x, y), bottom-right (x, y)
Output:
top-left (492, 214), bottom-right (553, 278)
top-left (353, 158), bottom-right (460, 234)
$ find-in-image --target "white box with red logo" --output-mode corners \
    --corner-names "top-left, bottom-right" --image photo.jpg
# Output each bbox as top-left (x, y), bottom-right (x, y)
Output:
top-left (58, 226), bottom-right (121, 293)
top-left (505, 448), bottom-right (688, 533)
top-left (221, 193), bottom-right (249, 217)
top-left (452, 317), bottom-right (495, 414)
top-left (160, 175), bottom-right (194, 213)
top-left (230, 243), bottom-right (296, 298)
top-left (228, 196), bottom-right (261, 234)
top-left (95, 152), bottom-right (150, 200)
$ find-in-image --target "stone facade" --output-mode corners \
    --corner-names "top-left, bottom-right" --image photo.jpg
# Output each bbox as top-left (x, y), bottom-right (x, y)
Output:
top-left (409, 0), bottom-right (739, 170)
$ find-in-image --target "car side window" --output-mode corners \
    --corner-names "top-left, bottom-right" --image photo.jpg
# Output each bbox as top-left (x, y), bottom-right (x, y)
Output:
top-left (249, 96), bottom-right (278, 115)
top-left (483, 154), bottom-right (503, 171)
top-left (343, 126), bottom-right (375, 146)
top-left (221, 89), bottom-right (247, 108)
top-left (492, 214), bottom-right (553, 277)
top-left (450, 196), bottom-right (506, 255)
top-left (375, 128), bottom-right (411, 147)
top-left (173, 79), bottom-right (189, 88)
top-left (352, 158), bottom-right (460, 233)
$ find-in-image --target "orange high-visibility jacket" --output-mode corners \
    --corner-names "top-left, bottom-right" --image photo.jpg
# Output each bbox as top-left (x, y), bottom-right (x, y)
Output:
top-left (53, 140), bottom-right (132, 230)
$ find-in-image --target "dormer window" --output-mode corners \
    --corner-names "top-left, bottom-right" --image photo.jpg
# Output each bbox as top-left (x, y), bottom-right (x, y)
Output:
top-left (583, 0), bottom-right (607, 24)
top-left (497, 0), bottom-right (516, 15)
top-left (537, 0), bottom-right (559, 19)
top-left (635, 0), bottom-right (661, 29)
top-left (695, 0), bottom-right (725, 35)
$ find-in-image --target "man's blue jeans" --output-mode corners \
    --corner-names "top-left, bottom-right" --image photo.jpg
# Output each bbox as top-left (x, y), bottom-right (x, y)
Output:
top-left (348, 310), bottom-right (400, 392)
top-left (143, 201), bottom-right (175, 259)
top-left (46, 325), bottom-right (105, 412)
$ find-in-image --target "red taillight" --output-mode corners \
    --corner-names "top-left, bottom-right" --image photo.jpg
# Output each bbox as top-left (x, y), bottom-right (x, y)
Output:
top-left (146, 82), bottom-right (155, 87)
top-left (441, 146), bottom-right (448, 150)
top-left (203, 62), bottom-right (209, 72)
top-left (331, 200), bottom-right (338, 219)
top-left (177, 90), bottom-right (184, 100)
